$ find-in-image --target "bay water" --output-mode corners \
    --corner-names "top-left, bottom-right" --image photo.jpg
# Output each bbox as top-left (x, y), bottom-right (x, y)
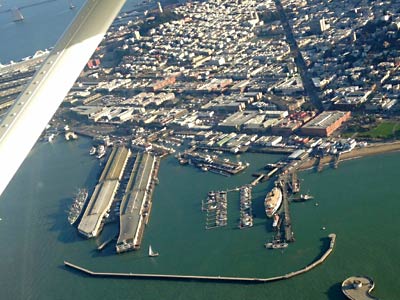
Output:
top-left (0, 138), bottom-right (399, 299)
top-left (0, 1), bottom-right (399, 299)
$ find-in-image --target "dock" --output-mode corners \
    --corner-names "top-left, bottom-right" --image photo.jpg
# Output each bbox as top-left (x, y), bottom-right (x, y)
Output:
top-left (239, 186), bottom-right (253, 228)
top-left (280, 179), bottom-right (295, 243)
top-left (204, 191), bottom-right (228, 229)
top-left (178, 151), bottom-right (248, 176)
top-left (332, 153), bottom-right (340, 169)
top-left (64, 234), bottom-right (336, 283)
top-left (317, 156), bottom-right (324, 172)
top-left (250, 174), bottom-right (265, 186)
top-left (97, 234), bottom-right (118, 251)
top-left (78, 146), bottom-right (130, 238)
top-left (288, 170), bottom-right (300, 193)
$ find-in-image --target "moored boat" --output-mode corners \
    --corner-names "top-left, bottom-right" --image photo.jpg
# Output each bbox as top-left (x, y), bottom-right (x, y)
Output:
top-left (96, 145), bottom-right (106, 159)
top-left (265, 241), bottom-right (288, 249)
top-left (272, 214), bottom-right (280, 228)
top-left (292, 194), bottom-right (314, 202)
top-left (264, 187), bottom-right (282, 218)
top-left (89, 146), bottom-right (96, 155)
top-left (68, 188), bottom-right (89, 225)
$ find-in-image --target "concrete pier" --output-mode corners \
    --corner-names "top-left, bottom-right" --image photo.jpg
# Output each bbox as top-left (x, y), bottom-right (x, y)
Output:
top-left (116, 152), bottom-right (159, 253)
top-left (342, 276), bottom-right (378, 300)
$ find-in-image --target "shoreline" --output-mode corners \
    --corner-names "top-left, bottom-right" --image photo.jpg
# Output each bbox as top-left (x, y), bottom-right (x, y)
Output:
top-left (298, 141), bottom-right (400, 171)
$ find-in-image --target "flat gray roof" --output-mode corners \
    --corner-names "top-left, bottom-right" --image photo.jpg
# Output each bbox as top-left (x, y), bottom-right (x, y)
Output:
top-left (78, 180), bottom-right (119, 237)
top-left (117, 153), bottom-right (155, 245)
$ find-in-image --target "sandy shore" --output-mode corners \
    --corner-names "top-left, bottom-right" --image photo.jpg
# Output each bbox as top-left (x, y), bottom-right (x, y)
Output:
top-left (298, 141), bottom-right (400, 171)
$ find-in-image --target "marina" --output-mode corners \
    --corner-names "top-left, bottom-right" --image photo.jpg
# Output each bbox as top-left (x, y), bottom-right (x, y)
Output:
top-left (203, 191), bottom-right (228, 229)
top-left (1, 0), bottom-right (399, 297)
top-left (238, 186), bottom-right (253, 229)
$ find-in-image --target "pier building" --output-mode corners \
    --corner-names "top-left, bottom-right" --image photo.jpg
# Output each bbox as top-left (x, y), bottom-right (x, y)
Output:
top-left (116, 152), bottom-right (158, 253)
top-left (78, 146), bottom-right (130, 238)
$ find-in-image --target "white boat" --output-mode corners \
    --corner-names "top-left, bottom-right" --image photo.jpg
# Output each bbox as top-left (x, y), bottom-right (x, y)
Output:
top-left (96, 145), bottom-right (106, 159)
top-left (272, 214), bottom-right (280, 228)
top-left (148, 245), bottom-right (159, 257)
top-left (264, 187), bottom-right (282, 218)
top-left (265, 241), bottom-right (288, 249)
top-left (89, 146), bottom-right (96, 155)
top-left (48, 133), bottom-right (55, 143)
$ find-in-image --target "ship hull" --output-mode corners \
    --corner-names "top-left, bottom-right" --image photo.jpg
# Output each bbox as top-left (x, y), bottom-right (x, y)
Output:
top-left (264, 187), bottom-right (282, 218)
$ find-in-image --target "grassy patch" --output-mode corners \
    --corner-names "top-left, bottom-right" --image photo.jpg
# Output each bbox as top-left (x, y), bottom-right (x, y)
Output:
top-left (358, 122), bottom-right (400, 139)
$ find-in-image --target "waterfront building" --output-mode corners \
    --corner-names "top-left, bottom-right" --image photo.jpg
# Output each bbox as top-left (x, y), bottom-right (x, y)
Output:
top-left (301, 111), bottom-right (351, 137)
top-left (78, 146), bottom-right (130, 238)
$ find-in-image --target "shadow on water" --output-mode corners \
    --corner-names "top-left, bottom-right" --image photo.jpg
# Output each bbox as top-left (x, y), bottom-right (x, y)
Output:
top-left (47, 197), bottom-right (82, 244)
top-left (47, 160), bottom-right (102, 244)
top-left (58, 264), bottom-right (92, 279)
top-left (326, 282), bottom-right (347, 300)
top-left (319, 236), bottom-right (331, 253)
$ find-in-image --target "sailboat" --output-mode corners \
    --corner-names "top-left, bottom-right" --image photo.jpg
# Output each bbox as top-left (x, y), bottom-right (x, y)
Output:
top-left (68, 0), bottom-right (76, 9)
top-left (148, 245), bottom-right (159, 257)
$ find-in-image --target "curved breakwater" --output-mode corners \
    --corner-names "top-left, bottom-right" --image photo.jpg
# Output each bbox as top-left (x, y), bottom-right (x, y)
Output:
top-left (64, 234), bottom-right (336, 283)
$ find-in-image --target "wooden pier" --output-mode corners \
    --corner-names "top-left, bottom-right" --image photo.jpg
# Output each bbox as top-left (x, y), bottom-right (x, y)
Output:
top-left (332, 153), bottom-right (340, 169)
top-left (317, 156), bottom-right (324, 172)
top-left (250, 174), bottom-right (265, 186)
top-left (64, 234), bottom-right (336, 283)
top-left (280, 180), bottom-right (295, 243)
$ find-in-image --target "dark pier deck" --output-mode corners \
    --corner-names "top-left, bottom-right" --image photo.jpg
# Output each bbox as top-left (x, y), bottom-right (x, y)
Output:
top-left (280, 179), bottom-right (295, 243)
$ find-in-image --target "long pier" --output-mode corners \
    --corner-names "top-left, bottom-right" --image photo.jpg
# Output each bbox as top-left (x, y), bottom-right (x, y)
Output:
top-left (280, 179), bottom-right (295, 242)
top-left (64, 234), bottom-right (336, 283)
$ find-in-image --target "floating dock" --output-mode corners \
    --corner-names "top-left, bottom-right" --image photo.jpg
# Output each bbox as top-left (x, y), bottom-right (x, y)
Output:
top-left (64, 234), bottom-right (336, 283)
top-left (239, 186), bottom-right (253, 228)
top-left (204, 191), bottom-right (228, 229)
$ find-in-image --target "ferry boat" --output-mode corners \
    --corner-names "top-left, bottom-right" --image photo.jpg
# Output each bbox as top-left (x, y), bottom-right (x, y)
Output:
top-left (265, 241), bottom-right (288, 249)
top-left (264, 187), bottom-right (282, 218)
top-left (67, 188), bottom-right (89, 225)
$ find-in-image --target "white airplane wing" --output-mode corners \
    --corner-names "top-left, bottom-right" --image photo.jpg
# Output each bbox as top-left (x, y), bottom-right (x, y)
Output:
top-left (0, 0), bottom-right (126, 197)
